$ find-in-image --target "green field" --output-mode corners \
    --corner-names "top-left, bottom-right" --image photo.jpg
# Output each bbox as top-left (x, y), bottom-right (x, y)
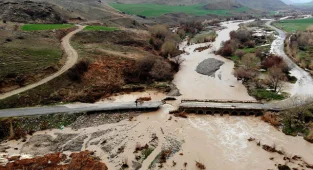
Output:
top-left (273, 18), bottom-right (313, 32)
top-left (84, 26), bottom-right (118, 31)
top-left (109, 3), bottom-right (248, 17)
top-left (21, 24), bottom-right (74, 31)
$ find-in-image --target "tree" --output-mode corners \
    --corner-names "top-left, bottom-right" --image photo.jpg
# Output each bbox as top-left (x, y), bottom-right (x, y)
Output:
top-left (241, 53), bottom-right (260, 70)
top-left (267, 66), bottom-right (286, 92)
top-left (280, 96), bottom-right (313, 133)
top-left (234, 67), bottom-right (254, 82)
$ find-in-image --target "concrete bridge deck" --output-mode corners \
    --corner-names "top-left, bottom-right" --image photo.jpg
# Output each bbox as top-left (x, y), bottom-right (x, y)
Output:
top-left (0, 101), bottom-right (163, 118)
top-left (179, 102), bottom-right (282, 115)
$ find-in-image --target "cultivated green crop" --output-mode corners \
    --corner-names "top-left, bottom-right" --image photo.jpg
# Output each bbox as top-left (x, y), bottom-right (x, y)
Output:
top-left (21, 24), bottom-right (74, 31)
top-left (84, 26), bottom-right (118, 31)
top-left (273, 18), bottom-right (313, 32)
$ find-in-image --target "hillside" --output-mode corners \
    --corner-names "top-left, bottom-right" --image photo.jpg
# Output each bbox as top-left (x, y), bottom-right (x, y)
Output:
top-left (234, 0), bottom-right (288, 10)
top-left (107, 0), bottom-right (289, 11)
top-left (0, 0), bottom-right (147, 28)
top-left (0, 1), bottom-right (68, 23)
top-left (281, 0), bottom-right (294, 5)
top-left (202, 1), bottom-right (243, 10)
top-left (294, 0), bottom-right (313, 7)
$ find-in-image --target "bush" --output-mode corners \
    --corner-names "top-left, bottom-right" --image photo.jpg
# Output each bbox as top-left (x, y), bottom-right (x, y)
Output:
top-left (262, 112), bottom-right (280, 126)
top-left (241, 53), bottom-right (260, 70)
top-left (234, 67), bottom-right (254, 82)
top-left (220, 44), bottom-right (233, 56)
top-left (262, 55), bottom-right (284, 69)
top-left (150, 59), bottom-right (173, 81)
top-left (305, 130), bottom-right (313, 143)
top-left (170, 56), bottom-right (185, 72)
top-left (161, 40), bottom-right (177, 57)
top-left (177, 29), bottom-right (186, 38)
top-left (67, 60), bottom-right (90, 82)
top-left (232, 29), bottom-right (252, 43)
top-left (149, 25), bottom-right (169, 40)
top-left (181, 21), bottom-right (203, 35)
top-left (234, 49), bottom-right (246, 58)
top-left (151, 38), bottom-right (163, 50)
top-left (246, 40), bottom-right (255, 48)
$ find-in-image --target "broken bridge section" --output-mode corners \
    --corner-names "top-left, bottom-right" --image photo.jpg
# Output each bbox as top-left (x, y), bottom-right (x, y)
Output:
top-left (178, 99), bottom-right (282, 116)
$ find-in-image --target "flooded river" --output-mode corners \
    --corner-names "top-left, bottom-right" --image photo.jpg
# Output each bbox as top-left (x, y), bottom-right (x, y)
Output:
top-left (1, 20), bottom-right (313, 170)
top-left (173, 21), bottom-right (255, 101)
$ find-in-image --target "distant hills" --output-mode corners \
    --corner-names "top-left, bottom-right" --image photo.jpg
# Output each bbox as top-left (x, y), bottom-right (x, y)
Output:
top-left (294, 0), bottom-right (313, 6)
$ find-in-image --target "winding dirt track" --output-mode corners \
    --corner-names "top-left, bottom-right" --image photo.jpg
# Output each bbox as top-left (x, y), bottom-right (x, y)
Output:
top-left (0, 25), bottom-right (85, 100)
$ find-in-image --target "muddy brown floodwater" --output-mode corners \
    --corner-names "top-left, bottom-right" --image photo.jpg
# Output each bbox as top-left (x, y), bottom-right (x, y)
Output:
top-left (1, 20), bottom-right (313, 170)
top-left (173, 21), bottom-right (255, 101)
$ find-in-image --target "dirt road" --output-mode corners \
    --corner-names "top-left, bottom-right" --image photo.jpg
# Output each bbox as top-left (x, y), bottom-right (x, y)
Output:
top-left (0, 25), bottom-right (85, 100)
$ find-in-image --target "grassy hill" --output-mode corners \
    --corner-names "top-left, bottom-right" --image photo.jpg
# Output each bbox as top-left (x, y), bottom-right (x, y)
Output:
top-left (109, 3), bottom-right (249, 17)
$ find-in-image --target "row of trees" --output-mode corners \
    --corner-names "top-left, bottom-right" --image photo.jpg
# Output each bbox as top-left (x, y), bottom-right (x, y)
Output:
top-left (286, 30), bottom-right (313, 70)
top-left (218, 28), bottom-right (290, 98)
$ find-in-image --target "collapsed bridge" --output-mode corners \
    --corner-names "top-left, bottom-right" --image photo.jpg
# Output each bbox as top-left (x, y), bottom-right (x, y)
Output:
top-left (178, 99), bottom-right (282, 116)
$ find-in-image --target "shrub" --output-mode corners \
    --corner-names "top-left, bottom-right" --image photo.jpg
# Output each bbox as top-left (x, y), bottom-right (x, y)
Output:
top-left (262, 55), bottom-right (284, 69)
top-left (262, 112), bottom-right (280, 126)
top-left (124, 57), bottom-right (159, 83)
top-left (246, 40), bottom-right (255, 48)
top-left (305, 130), bottom-right (313, 143)
top-left (232, 29), bottom-right (252, 43)
top-left (181, 21), bottom-right (203, 35)
top-left (161, 40), bottom-right (177, 57)
top-left (149, 25), bottom-right (169, 40)
top-left (241, 53), bottom-right (260, 70)
top-left (149, 59), bottom-right (173, 81)
top-left (170, 56), bottom-right (185, 72)
top-left (177, 29), bottom-right (186, 38)
top-left (221, 44), bottom-right (233, 56)
top-left (152, 38), bottom-right (163, 50)
top-left (234, 49), bottom-right (246, 58)
top-left (67, 60), bottom-right (90, 82)
top-left (234, 67), bottom-right (254, 82)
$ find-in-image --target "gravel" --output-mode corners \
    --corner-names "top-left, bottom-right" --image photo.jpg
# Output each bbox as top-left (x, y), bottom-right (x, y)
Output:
top-left (196, 58), bottom-right (224, 77)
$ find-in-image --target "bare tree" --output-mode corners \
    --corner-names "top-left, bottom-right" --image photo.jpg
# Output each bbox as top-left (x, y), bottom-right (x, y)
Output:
top-left (267, 66), bottom-right (287, 92)
top-left (279, 96), bottom-right (313, 132)
top-left (241, 53), bottom-right (260, 70)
